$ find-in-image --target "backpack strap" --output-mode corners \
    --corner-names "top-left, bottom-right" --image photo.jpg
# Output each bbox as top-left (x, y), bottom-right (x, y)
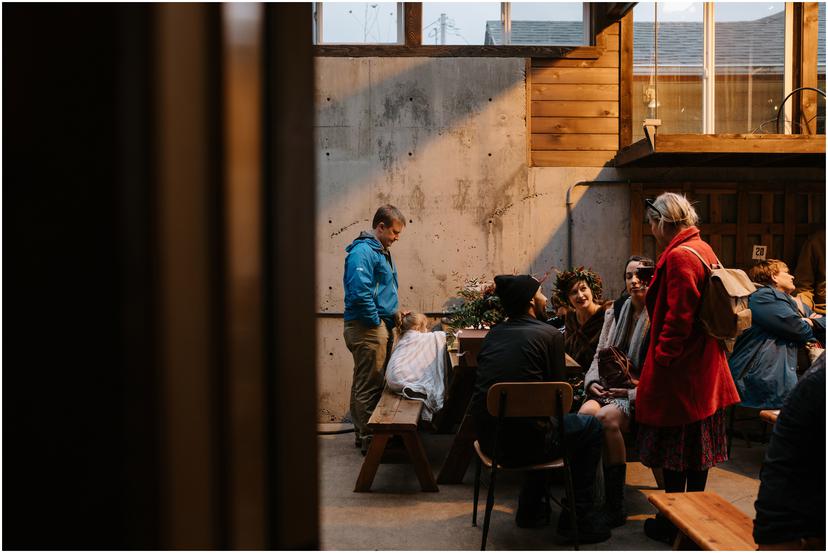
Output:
top-left (679, 245), bottom-right (721, 271)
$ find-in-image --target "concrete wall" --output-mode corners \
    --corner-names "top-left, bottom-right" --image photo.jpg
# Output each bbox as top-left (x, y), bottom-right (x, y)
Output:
top-left (314, 56), bottom-right (633, 421)
top-left (314, 56), bottom-right (825, 421)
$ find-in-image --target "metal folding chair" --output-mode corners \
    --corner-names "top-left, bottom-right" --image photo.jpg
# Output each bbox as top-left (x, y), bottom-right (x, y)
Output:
top-left (471, 381), bottom-right (578, 550)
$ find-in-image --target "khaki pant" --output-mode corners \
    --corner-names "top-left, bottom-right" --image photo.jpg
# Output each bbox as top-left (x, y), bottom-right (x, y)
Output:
top-left (344, 320), bottom-right (395, 441)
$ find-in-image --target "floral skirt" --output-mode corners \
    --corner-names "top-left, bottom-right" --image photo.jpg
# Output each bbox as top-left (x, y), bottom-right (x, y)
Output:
top-left (636, 408), bottom-right (728, 472)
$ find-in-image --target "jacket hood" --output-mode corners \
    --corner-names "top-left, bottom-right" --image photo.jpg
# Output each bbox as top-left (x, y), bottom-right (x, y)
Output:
top-left (345, 230), bottom-right (383, 253)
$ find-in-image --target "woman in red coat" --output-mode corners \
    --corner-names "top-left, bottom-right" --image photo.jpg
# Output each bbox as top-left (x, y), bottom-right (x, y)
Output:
top-left (637, 192), bottom-right (740, 543)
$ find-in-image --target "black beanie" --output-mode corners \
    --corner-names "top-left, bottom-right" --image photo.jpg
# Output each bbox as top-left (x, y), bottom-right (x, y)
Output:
top-left (494, 275), bottom-right (541, 317)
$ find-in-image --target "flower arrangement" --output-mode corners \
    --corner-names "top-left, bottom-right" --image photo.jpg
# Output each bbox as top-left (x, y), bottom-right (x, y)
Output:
top-left (447, 277), bottom-right (506, 329)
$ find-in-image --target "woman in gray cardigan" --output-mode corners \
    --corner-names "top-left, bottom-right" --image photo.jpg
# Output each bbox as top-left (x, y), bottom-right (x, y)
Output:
top-left (578, 255), bottom-right (653, 528)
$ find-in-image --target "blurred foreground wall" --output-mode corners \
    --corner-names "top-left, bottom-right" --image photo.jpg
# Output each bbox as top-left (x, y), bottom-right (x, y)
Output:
top-left (4, 3), bottom-right (318, 549)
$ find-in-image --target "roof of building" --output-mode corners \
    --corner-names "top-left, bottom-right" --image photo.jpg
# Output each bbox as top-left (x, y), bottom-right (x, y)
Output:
top-left (484, 8), bottom-right (825, 74)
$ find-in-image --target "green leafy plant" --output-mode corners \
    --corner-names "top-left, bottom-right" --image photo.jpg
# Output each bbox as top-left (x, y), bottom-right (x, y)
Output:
top-left (447, 277), bottom-right (506, 329)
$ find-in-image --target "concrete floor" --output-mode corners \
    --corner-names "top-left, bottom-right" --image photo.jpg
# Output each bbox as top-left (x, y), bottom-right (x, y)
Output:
top-left (319, 429), bottom-right (766, 550)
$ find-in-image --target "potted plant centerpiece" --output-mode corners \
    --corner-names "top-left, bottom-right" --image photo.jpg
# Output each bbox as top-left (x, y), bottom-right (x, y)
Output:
top-left (446, 277), bottom-right (506, 368)
top-left (447, 277), bottom-right (506, 331)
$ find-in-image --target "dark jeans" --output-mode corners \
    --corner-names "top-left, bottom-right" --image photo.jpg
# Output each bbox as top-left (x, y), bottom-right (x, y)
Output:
top-left (519, 414), bottom-right (604, 516)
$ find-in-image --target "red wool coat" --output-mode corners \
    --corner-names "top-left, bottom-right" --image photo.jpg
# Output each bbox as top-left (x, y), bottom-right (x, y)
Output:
top-left (636, 226), bottom-right (740, 427)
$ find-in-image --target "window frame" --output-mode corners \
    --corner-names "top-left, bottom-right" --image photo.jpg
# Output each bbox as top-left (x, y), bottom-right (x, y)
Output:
top-left (627, 2), bottom-right (821, 138)
top-left (313, 2), bottom-right (405, 46)
top-left (313, 2), bottom-right (604, 58)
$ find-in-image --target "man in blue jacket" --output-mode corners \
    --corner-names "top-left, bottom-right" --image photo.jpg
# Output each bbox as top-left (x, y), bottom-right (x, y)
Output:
top-left (343, 204), bottom-right (406, 453)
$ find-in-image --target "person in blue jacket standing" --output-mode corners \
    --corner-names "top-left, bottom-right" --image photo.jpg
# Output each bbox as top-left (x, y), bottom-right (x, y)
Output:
top-left (729, 259), bottom-right (825, 409)
top-left (343, 204), bottom-right (406, 453)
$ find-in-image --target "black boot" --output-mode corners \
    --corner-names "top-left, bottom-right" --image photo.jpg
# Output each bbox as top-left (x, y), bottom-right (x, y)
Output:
top-left (556, 490), bottom-right (611, 544)
top-left (516, 496), bottom-right (551, 529)
top-left (603, 464), bottom-right (627, 528)
top-left (516, 472), bottom-right (551, 528)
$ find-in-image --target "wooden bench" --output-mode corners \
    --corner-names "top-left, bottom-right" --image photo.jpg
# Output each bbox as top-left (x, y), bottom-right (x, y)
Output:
top-left (354, 388), bottom-right (439, 493)
top-left (648, 491), bottom-right (757, 550)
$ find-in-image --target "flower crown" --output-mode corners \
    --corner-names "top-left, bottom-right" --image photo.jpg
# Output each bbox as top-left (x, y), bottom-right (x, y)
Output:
top-left (552, 266), bottom-right (603, 308)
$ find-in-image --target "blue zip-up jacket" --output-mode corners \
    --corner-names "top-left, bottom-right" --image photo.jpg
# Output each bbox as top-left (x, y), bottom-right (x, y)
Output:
top-left (343, 231), bottom-right (399, 328)
top-left (728, 285), bottom-right (824, 408)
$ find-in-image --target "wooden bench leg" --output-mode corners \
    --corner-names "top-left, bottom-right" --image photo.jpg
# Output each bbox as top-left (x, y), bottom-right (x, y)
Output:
top-left (401, 431), bottom-right (439, 492)
top-left (437, 413), bottom-right (476, 484)
top-left (354, 433), bottom-right (390, 492)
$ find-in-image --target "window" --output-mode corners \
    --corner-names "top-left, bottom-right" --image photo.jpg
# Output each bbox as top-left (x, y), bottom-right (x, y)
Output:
top-left (315, 2), bottom-right (590, 49)
top-left (421, 3), bottom-right (499, 45)
top-left (715, 3), bottom-right (785, 133)
top-left (633, 3), bottom-right (704, 139)
top-left (499, 3), bottom-right (585, 46)
top-left (632, 2), bottom-right (821, 140)
top-left (314, 2), bottom-right (401, 44)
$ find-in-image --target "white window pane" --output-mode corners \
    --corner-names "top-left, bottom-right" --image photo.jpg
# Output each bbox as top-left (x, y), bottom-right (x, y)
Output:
top-left (321, 3), bottom-right (398, 44)
top-left (714, 3), bottom-right (785, 134)
top-left (634, 2), bottom-right (704, 138)
top-left (632, 3), bottom-right (656, 142)
top-left (509, 3), bottom-right (584, 46)
top-left (422, 3), bottom-right (500, 45)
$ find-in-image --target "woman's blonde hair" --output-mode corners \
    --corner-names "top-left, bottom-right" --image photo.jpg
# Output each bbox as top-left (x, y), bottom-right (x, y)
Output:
top-left (748, 259), bottom-right (788, 286)
top-left (647, 192), bottom-right (699, 233)
top-left (400, 312), bottom-right (428, 334)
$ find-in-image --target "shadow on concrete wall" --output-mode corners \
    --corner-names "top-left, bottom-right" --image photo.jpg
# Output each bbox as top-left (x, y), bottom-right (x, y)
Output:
top-left (315, 57), bottom-right (526, 226)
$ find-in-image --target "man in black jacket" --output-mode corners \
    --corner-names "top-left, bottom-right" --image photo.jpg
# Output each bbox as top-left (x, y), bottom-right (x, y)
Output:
top-left (471, 274), bottom-right (609, 543)
top-left (753, 353), bottom-right (825, 549)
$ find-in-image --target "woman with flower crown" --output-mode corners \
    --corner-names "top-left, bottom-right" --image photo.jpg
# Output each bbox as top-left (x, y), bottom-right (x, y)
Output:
top-left (553, 267), bottom-right (612, 372)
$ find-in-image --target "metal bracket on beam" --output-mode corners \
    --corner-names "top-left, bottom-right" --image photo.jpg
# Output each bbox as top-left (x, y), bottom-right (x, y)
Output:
top-left (643, 118), bottom-right (661, 150)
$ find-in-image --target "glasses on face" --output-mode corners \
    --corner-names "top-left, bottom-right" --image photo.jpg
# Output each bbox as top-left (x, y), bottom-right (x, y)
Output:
top-left (644, 198), bottom-right (664, 224)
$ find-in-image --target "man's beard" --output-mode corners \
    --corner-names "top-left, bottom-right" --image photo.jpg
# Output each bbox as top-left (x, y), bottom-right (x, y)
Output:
top-left (533, 306), bottom-right (547, 322)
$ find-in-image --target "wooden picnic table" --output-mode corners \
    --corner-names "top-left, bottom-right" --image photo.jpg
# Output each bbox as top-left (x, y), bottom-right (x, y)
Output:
top-left (436, 337), bottom-right (580, 485)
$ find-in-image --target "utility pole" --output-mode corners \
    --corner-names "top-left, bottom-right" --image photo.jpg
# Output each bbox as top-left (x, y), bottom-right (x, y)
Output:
top-left (439, 13), bottom-right (446, 44)
top-left (364, 3), bottom-right (369, 42)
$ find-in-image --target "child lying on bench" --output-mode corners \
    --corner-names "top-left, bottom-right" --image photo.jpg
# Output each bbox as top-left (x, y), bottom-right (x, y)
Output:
top-left (385, 312), bottom-right (447, 421)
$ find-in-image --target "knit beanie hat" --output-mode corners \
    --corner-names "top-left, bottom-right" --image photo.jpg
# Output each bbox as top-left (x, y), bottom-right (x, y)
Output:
top-left (494, 275), bottom-right (541, 317)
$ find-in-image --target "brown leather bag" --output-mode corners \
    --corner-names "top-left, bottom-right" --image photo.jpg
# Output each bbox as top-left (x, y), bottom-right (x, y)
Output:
top-left (597, 346), bottom-right (638, 390)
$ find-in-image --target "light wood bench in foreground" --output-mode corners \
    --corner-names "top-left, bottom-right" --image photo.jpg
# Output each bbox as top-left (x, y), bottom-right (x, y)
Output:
top-left (354, 388), bottom-right (438, 493)
top-left (648, 491), bottom-right (757, 550)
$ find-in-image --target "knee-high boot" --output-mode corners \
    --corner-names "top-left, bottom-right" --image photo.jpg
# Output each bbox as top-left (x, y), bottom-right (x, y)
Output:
top-left (603, 463), bottom-right (627, 528)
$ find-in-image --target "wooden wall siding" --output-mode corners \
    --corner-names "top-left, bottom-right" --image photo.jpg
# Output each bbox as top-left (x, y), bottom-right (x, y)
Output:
top-left (629, 183), bottom-right (825, 270)
top-left (530, 22), bottom-right (620, 166)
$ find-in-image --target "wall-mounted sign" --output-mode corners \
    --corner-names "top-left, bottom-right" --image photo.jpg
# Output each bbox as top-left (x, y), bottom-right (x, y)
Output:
top-left (752, 245), bottom-right (767, 260)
